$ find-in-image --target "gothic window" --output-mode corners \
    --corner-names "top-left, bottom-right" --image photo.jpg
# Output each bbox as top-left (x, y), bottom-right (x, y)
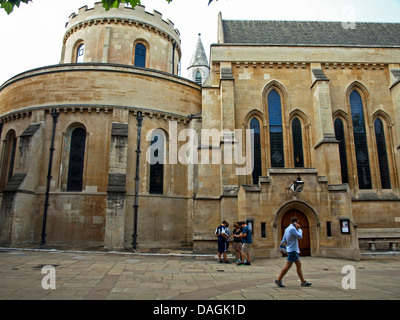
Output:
top-left (76, 43), bottom-right (85, 63)
top-left (292, 118), bottom-right (304, 168)
top-left (374, 118), bottom-right (391, 189)
top-left (350, 90), bottom-right (372, 189)
top-left (149, 132), bottom-right (164, 194)
top-left (268, 89), bottom-right (284, 167)
top-left (0, 130), bottom-right (17, 191)
top-left (195, 71), bottom-right (202, 85)
top-left (134, 43), bottom-right (146, 68)
top-left (334, 118), bottom-right (349, 184)
top-left (250, 118), bottom-right (262, 184)
top-left (67, 128), bottom-right (86, 191)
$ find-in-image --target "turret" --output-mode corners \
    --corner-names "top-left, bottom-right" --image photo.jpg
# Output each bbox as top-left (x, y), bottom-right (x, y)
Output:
top-left (60, 2), bottom-right (181, 74)
top-left (187, 33), bottom-right (209, 85)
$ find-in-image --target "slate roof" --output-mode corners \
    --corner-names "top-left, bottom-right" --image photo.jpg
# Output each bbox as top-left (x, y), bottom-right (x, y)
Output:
top-left (221, 20), bottom-right (400, 47)
top-left (188, 33), bottom-right (209, 68)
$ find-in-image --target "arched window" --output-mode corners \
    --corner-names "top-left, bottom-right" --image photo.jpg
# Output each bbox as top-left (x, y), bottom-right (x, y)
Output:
top-left (250, 118), bottom-right (262, 184)
top-left (268, 89), bottom-right (284, 167)
top-left (350, 90), bottom-right (372, 189)
top-left (67, 127), bottom-right (86, 191)
top-left (149, 131), bottom-right (165, 194)
top-left (374, 118), bottom-right (391, 189)
top-left (0, 130), bottom-right (17, 191)
top-left (134, 43), bottom-right (146, 68)
top-left (334, 118), bottom-right (349, 184)
top-left (76, 43), bottom-right (85, 63)
top-left (292, 118), bottom-right (304, 168)
top-left (195, 71), bottom-right (202, 85)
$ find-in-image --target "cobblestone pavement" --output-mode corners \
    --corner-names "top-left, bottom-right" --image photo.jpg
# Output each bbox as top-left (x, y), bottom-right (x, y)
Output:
top-left (0, 247), bottom-right (399, 300)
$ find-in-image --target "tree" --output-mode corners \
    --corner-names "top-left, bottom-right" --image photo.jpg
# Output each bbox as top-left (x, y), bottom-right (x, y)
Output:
top-left (1, 0), bottom-right (215, 15)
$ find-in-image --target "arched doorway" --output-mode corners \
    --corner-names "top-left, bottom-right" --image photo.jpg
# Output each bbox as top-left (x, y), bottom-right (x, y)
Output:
top-left (281, 209), bottom-right (310, 256)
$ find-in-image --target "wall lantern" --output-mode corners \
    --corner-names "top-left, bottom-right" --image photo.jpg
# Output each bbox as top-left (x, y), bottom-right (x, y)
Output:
top-left (288, 175), bottom-right (304, 194)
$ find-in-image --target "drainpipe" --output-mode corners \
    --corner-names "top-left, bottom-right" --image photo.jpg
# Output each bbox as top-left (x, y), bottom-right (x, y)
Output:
top-left (132, 111), bottom-right (143, 250)
top-left (40, 109), bottom-right (59, 246)
top-left (172, 42), bottom-right (176, 75)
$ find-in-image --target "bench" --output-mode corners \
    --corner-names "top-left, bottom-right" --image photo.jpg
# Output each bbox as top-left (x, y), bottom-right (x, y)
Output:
top-left (367, 241), bottom-right (399, 251)
top-left (358, 228), bottom-right (400, 251)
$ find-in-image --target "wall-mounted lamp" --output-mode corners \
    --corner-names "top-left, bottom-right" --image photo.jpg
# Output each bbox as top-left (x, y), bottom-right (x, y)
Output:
top-left (288, 175), bottom-right (304, 194)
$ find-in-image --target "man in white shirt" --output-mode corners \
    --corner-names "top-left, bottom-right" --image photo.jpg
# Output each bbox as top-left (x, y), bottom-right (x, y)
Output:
top-left (275, 217), bottom-right (312, 287)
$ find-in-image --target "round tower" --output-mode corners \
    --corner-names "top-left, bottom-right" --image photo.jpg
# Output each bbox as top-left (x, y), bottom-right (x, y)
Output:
top-left (61, 2), bottom-right (181, 75)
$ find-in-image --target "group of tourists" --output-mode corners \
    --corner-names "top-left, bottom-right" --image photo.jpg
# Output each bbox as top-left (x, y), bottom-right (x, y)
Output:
top-left (215, 220), bottom-right (252, 265)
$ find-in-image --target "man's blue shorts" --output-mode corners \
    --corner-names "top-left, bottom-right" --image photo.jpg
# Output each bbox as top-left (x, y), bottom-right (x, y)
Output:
top-left (287, 251), bottom-right (300, 263)
top-left (218, 240), bottom-right (227, 253)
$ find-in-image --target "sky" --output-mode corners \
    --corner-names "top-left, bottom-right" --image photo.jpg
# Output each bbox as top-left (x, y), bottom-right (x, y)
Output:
top-left (1, 0), bottom-right (400, 85)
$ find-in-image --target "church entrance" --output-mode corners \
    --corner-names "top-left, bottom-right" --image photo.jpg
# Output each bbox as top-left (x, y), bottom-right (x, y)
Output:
top-left (281, 210), bottom-right (310, 256)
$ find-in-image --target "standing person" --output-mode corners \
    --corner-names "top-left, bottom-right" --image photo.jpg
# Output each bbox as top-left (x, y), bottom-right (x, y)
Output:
top-left (215, 221), bottom-right (231, 263)
top-left (275, 217), bottom-right (312, 287)
top-left (225, 222), bottom-right (231, 251)
top-left (232, 222), bottom-right (243, 264)
top-left (238, 221), bottom-right (252, 265)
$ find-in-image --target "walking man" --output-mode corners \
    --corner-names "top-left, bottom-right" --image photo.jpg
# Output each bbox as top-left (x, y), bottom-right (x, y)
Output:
top-left (275, 217), bottom-right (312, 287)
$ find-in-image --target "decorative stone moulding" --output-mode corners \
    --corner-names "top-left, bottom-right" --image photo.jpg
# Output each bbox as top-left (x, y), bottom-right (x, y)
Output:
top-left (0, 106), bottom-right (190, 125)
top-left (323, 63), bottom-right (385, 70)
top-left (233, 62), bottom-right (308, 69)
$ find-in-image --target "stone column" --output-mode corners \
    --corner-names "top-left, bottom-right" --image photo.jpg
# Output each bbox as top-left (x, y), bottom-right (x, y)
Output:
top-left (104, 117), bottom-right (129, 250)
top-left (310, 65), bottom-right (342, 185)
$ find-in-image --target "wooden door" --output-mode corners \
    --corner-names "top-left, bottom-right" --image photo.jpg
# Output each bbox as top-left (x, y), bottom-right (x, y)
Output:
top-left (281, 210), bottom-right (310, 256)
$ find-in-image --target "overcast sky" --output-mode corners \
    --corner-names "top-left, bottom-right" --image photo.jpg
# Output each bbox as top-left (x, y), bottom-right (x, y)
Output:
top-left (1, 0), bottom-right (400, 85)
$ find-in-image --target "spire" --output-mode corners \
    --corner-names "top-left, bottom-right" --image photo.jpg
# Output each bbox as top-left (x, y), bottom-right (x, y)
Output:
top-left (188, 33), bottom-right (209, 68)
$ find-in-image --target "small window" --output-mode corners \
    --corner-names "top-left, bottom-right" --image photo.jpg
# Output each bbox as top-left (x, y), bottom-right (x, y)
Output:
top-left (76, 44), bottom-right (85, 63)
top-left (326, 221), bottom-right (332, 237)
top-left (261, 222), bottom-right (266, 238)
top-left (0, 130), bottom-right (17, 191)
top-left (134, 43), bottom-right (146, 68)
top-left (195, 71), bottom-right (202, 85)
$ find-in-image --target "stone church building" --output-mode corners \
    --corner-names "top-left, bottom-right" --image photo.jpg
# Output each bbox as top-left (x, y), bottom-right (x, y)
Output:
top-left (1, 3), bottom-right (400, 260)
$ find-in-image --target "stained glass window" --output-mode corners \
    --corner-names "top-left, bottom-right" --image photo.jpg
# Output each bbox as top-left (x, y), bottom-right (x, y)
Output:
top-left (67, 128), bottom-right (86, 191)
top-left (350, 90), bottom-right (372, 189)
top-left (292, 118), bottom-right (304, 168)
top-left (374, 118), bottom-right (391, 189)
top-left (250, 118), bottom-right (262, 184)
top-left (334, 118), bottom-right (349, 184)
top-left (268, 90), bottom-right (284, 167)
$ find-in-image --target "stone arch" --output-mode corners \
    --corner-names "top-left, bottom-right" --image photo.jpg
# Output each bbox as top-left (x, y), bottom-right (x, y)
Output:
top-left (133, 38), bottom-right (150, 68)
top-left (273, 201), bottom-right (320, 256)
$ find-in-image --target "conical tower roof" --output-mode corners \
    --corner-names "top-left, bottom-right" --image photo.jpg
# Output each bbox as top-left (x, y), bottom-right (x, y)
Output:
top-left (188, 33), bottom-right (209, 68)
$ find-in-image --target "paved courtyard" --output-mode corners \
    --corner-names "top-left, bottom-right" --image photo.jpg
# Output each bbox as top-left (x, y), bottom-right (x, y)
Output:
top-left (0, 247), bottom-right (399, 301)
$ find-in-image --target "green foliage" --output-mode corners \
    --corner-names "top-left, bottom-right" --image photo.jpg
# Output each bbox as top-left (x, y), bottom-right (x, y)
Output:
top-left (0, 0), bottom-right (31, 14)
top-left (0, 0), bottom-right (216, 15)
